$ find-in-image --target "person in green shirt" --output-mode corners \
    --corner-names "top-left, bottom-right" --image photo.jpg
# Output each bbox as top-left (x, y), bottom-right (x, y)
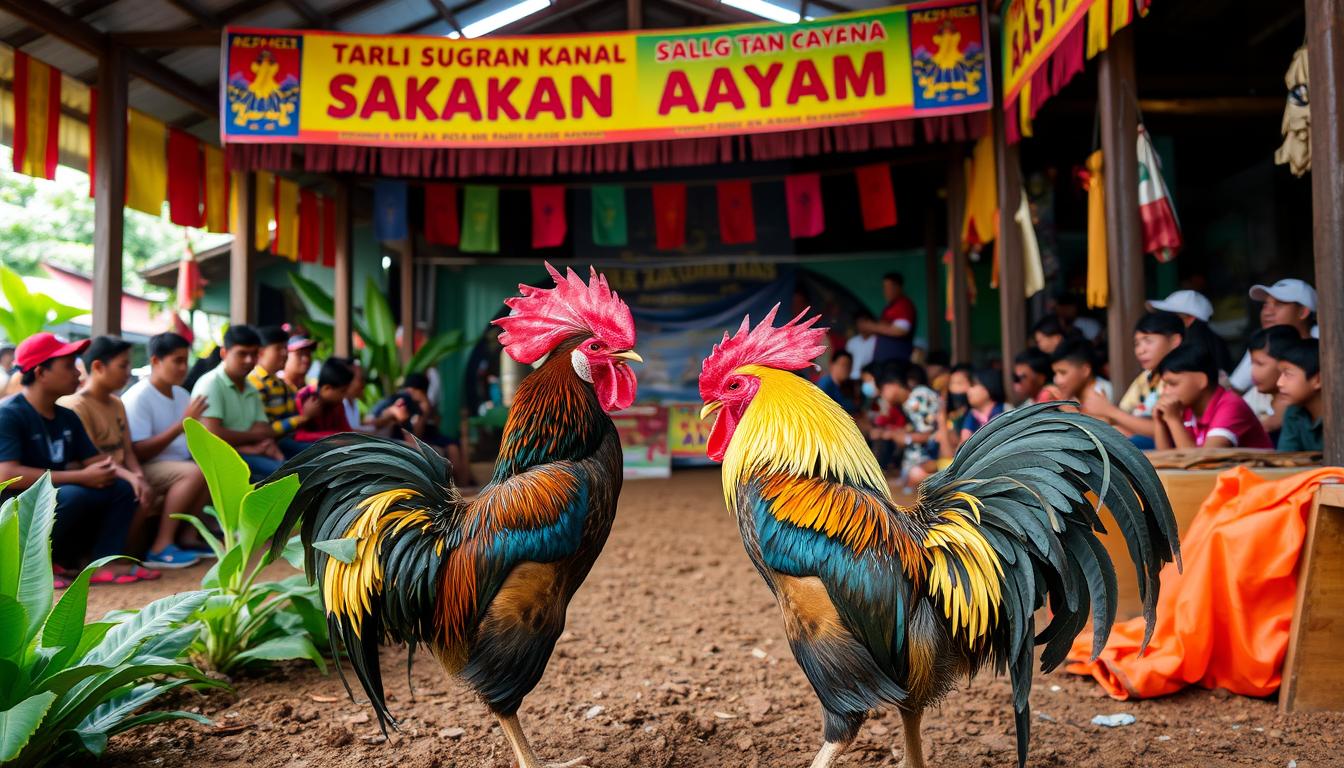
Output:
top-left (1275, 338), bottom-right (1323, 453)
top-left (190, 325), bottom-right (284, 479)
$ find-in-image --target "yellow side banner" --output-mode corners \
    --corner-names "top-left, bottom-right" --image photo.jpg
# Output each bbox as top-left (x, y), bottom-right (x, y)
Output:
top-left (221, 1), bottom-right (990, 148)
top-left (1001, 0), bottom-right (1093, 104)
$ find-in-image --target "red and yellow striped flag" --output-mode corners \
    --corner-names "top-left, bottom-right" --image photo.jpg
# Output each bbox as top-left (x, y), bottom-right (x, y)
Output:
top-left (202, 144), bottom-right (230, 233)
top-left (12, 52), bottom-right (62, 180)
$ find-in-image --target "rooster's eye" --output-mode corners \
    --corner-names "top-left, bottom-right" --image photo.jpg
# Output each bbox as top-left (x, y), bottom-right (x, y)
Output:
top-left (728, 382), bottom-right (739, 390)
top-left (589, 342), bottom-right (601, 351)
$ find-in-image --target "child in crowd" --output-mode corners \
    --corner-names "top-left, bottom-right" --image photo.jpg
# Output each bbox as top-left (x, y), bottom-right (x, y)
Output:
top-left (1012, 348), bottom-right (1056, 404)
top-left (863, 366), bottom-right (909, 472)
top-left (1274, 338), bottom-right (1323, 452)
top-left (1051, 339), bottom-right (1114, 409)
top-left (293, 357), bottom-right (356, 442)
top-left (1087, 312), bottom-right (1184, 447)
top-left (123, 332), bottom-right (213, 568)
top-left (0, 333), bottom-right (150, 585)
top-left (282, 335), bottom-right (316, 389)
top-left (248, 325), bottom-right (305, 455)
top-left (924, 349), bottom-right (952, 394)
top-left (192, 325), bottom-right (284, 480)
top-left (845, 310), bottom-right (876, 379)
top-left (0, 345), bottom-right (14, 393)
top-left (909, 368), bottom-right (1004, 484)
top-left (1230, 278), bottom-right (1316, 391)
top-left (1242, 325), bottom-right (1301, 439)
top-left (1032, 316), bottom-right (1070, 355)
top-left (817, 350), bottom-right (858, 414)
top-left (1153, 343), bottom-right (1272, 449)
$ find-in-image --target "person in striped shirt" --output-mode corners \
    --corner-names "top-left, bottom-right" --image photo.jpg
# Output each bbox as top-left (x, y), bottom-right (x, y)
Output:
top-left (247, 325), bottom-right (306, 457)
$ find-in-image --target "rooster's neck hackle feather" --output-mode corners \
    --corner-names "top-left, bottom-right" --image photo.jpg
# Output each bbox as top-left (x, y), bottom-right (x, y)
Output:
top-left (494, 341), bottom-right (607, 482)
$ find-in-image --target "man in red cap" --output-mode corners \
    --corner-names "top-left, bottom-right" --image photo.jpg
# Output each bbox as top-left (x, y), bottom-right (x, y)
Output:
top-left (0, 333), bottom-right (152, 585)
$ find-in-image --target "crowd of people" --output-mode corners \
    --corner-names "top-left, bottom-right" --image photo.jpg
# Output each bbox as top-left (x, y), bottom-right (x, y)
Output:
top-left (816, 274), bottom-right (1324, 490)
top-left (0, 324), bottom-right (468, 588)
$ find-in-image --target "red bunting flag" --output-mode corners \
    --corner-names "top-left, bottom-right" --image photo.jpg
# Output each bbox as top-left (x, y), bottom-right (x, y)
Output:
top-left (424, 183), bottom-right (459, 246)
top-left (855, 163), bottom-right (897, 231)
top-left (715, 181), bottom-right (756, 245)
top-left (298, 188), bottom-right (321, 264)
top-left (88, 88), bottom-right (97, 198)
top-left (653, 183), bottom-right (687, 250)
top-left (321, 194), bottom-right (337, 267)
top-left (531, 185), bottom-right (567, 249)
top-left (785, 173), bottom-right (825, 239)
top-left (167, 129), bottom-right (204, 227)
top-left (12, 52), bottom-right (61, 181)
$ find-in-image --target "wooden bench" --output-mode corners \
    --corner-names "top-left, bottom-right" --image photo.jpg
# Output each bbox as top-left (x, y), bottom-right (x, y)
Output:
top-left (1280, 482), bottom-right (1344, 713)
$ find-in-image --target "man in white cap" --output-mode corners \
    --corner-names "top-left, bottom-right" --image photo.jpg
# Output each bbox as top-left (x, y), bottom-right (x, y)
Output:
top-left (1146, 289), bottom-right (1214, 327)
top-left (1229, 278), bottom-right (1317, 392)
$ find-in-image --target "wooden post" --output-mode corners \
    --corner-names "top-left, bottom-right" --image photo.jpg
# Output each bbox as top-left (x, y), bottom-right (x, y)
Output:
top-left (91, 42), bottom-right (127, 338)
top-left (1099, 27), bottom-right (1144, 397)
top-left (924, 204), bottom-right (944, 354)
top-left (945, 150), bottom-right (972, 363)
top-left (1306, 0), bottom-right (1344, 466)
top-left (627, 0), bottom-right (641, 28)
top-left (230, 171), bottom-right (256, 326)
top-left (333, 184), bottom-right (353, 357)
top-left (399, 238), bottom-right (415, 365)
top-left (993, 92), bottom-right (1026, 392)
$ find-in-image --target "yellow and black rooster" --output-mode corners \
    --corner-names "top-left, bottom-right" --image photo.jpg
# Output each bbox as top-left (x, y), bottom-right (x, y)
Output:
top-left (269, 264), bottom-right (641, 767)
top-left (697, 307), bottom-right (1180, 768)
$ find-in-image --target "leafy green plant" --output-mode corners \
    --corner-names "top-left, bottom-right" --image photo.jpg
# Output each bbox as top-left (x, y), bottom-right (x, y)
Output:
top-left (179, 419), bottom-right (329, 675)
top-left (287, 271), bottom-right (468, 403)
top-left (0, 264), bottom-right (87, 344)
top-left (0, 475), bottom-right (223, 767)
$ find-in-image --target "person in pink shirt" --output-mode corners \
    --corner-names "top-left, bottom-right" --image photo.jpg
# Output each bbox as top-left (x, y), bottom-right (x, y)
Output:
top-left (1153, 342), bottom-right (1273, 449)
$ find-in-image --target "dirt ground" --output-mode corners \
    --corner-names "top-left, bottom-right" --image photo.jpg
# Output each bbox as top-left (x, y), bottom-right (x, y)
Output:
top-left (91, 468), bottom-right (1341, 768)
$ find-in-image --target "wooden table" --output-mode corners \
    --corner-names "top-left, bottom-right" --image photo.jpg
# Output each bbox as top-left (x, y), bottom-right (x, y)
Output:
top-left (1280, 482), bottom-right (1344, 713)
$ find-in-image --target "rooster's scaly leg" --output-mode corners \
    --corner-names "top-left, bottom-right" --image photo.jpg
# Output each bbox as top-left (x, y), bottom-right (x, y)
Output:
top-left (898, 709), bottom-right (927, 768)
top-left (496, 713), bottom-right (589, 768)
top-left (808, 739), bottom-right (853, 768)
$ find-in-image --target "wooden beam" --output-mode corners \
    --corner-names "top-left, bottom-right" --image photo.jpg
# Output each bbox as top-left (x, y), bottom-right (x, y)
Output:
top-left (1306, 0), bottom-right (1344, 466)
top-left (280, 0), bottom-right (329, 27)
top-left (333, 184), bottom-right (354, 358)
top-left (92, 42), bottom-right (128, 338)
top-left (628, 0), bottom-right (642, 28)
top-left (216, 0), bottom-right (280, 23)
top-left (945, 149), bottom-right (972, 364)
top-left (1098, 28), bottom-right (1144, 397)
top-left (231, 172), bottom-right (257, 325)
top-left (111, 29), bottom-right (221, 48)
top-left (507, 0), bottom-right (607, 34)
top-left (162, 0), bottom-right (221, 26)
top-left (657, 0), bottom-right (759, 23)
top-left (2, 0), bottom-right (106, 49)
top-left (427, 0), bottom-right (465, 34)
top-left (993, 80), bottom-right (1026, 393)
top-left (399, 239), bottom-right (415, 364)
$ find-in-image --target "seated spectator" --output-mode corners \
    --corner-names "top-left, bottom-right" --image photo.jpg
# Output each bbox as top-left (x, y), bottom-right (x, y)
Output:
top-left (1184, 318), bottom-right (1236, 379)
top-left (1242, 325), bottom-right (1301, 439)
top-left (1146, 289), bottom-right (1214, 327)
top-left (897, 363), bottom-right (942, 479)
top-left (863, 365), bottom-right (909, 472)
top-left (0, 333), bottom-right (152, 585)
top-left (1051, 339), bottom-right (1114, 412)
top-left (282, 335), bottom-right (317, 389)
top-left (123, 332), bottom-right (213, 568)
top-left (1089, 312), bottom-right (1185, 445)
top-left (845, 310), bottom-right (876, 379)
top-left (1012, 348), bottom-right (1057, 404)
top-left (1055, 293), bottom-right (1102, 342)
top-left (0, 344), bottom-right (14, 393)
top-left (293, 357), bottom-right (356, 442)
top-left (192, 325), bottom-right (284, 480)
top-left (817, 350), bottom-right (858, 413)
top-left (909, 367), bottom-right (1004, 485)
top-left (1032, 316), bottom-right (1071, 355)
top-left (1153, 343), bottom-right (1272, 449)
top-left (248, 326), bottom-right (306, 457)
top-left (1275, 338), bottom-right (1323, 452)
top-left (375, 372), bottom-right (475, 488)
top-left (1230, 278), bottom-right (1316, 392)
top-left (924, 349), bottom-right (951, 394)
top-left (183, 344), bottom-right (220, 393)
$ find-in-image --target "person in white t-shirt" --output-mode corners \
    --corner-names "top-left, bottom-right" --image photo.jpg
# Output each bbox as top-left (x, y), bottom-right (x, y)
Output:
top-left (122, 332), bottom-right (212, 568)
top-left (1228, 279), bottom-right (1316, 392)
top-left (844, 310), bottom-right (877, 380)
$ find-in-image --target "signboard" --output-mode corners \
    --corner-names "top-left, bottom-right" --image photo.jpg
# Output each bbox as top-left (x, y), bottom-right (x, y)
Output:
top-left (1000, 0), bottom-right (1092, 104)
top-left (667, 403), bottom-right (714, 466)
top-left (611, 404), bottom-right (672, 479)
top-left (221, 0), bottom-right (990, 148)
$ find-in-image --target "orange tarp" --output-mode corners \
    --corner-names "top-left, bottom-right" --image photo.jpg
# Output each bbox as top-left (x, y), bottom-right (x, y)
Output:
top-left (1067, 466), bottom-right (1344, 700)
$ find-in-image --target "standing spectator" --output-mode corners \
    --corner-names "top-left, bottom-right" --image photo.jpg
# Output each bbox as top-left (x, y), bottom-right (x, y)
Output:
top-left (1031, 316), bottom-right (1070, 355)
top-left (1242, 326), bottom-right (1301, 438)
top-left (0, 345), bottom-right (14, 394)
top-left (1229, 279), bottom-right (1317, 392)
top-left (845, 310), bottom-right (877, 379)
top-left (248, 326), bottom-right (306, 456)
top-left (1146, 289), bottom-right (1214, 327)
top-left (192, 325), bottom-right (284, 480)
top-left (1153, 343), bottom-right (1272, 449)
top-left (0, 333), bottom-right (151, 585)
top-left (1275, 339), bottom-right (1323, 452)
top-left (123, 332), bottom-right (213, 568)
top-left (293, 358), bottom-right (356, 442)
top-left (1089, 312), bottom-right (1185, 445)
top-left (1050, 339), bottom-right (1114, 412)
top-left (1012, 348), bottom-right (1057, 404)
top-left (282, 335), bottom-right (317, 389)
top-left (860, 273), bottom-right (917, 366)
top-left (817, 351), bottom-right (857, 413)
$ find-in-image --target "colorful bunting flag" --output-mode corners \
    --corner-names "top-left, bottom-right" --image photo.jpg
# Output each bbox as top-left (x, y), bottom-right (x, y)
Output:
top-left (254, 171), bottom-right (275, 252)
top-left (177, 239), bottom-right (203, 312)
top-left (373, 180), bottom-right (408, 242)
top-left (1083, 149), bottom-right (1108, 308)
top-left (531, 185), bottom-right (567, 248)
top-left (424, 184), bottom-right (459, 246)
top-left (961, 135), bottom-right (997, 248)
top-left (203, 145), bottom-right (229, 233)
top-left (653, 183), bottom-right (687, 250)
top-left (785, 174), bottom-right (824, 239)
top-left (167, 128), bottom-right (203, 227)
top-left (274, 178), bottom-right (299, 260)
top-left (126, 111), bottom-right (167, 216)
top-left (855, 163), bottom-right (898, 231)
top-left (591, 185), bottom-right (628, 247)
top-left (1137, 126), bottom-right (1182, 262)
top-left (298, 188), bottom-right (320, 264)
top-left (461, 185), bottom-right (500, 254)
top-left (715, 181), bottom-right (756, 245)
top-left (12, 52), bottom-right (61, 181)
top-left (321, 194), bottom-right (337, 267)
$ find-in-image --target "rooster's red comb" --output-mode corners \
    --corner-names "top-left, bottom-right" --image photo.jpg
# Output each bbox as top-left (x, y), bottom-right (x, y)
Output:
top-left (493, 262), bottom-right (635, 364)
top-left (699, 304), bottom-right (827, 400)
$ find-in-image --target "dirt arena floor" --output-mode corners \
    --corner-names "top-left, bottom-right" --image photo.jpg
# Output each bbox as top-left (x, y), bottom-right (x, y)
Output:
top-left (92, 468), bottom-right (1342, 768)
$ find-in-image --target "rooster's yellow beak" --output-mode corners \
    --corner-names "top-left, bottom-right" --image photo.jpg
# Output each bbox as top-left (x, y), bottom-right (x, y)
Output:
top-left (611, 350), bottom-right (643, 363)
top-left (700, 401), bottom-right (722, 420)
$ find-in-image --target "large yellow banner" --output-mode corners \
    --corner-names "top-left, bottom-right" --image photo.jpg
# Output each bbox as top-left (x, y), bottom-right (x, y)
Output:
top-left (222, 1), bottom-right (990, 148)
top-left (1000, 0), bottom-right (1092, 104)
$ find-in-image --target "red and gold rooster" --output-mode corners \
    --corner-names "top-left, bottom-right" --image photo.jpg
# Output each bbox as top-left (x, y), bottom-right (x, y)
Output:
top-left (697, 307), bottom-right (1180, 768)
top-left (270, 264), bottom-right (641, 767)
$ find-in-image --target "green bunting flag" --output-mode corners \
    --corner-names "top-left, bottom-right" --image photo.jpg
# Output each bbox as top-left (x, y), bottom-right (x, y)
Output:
top-left (591, 185), bottom-right (628, 247)
top-left (460, 185), bottom-right (499, 253)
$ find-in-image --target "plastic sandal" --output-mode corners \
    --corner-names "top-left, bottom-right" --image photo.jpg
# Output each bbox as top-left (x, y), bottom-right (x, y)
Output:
top-left (144, 545), bottom-right (201, 569)
top-left (89, 565), bottom-right (162, 585)
top-left (53, 575), bottom-right (72, 590)
top-left (128, 565), bottom-right (162, 581)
